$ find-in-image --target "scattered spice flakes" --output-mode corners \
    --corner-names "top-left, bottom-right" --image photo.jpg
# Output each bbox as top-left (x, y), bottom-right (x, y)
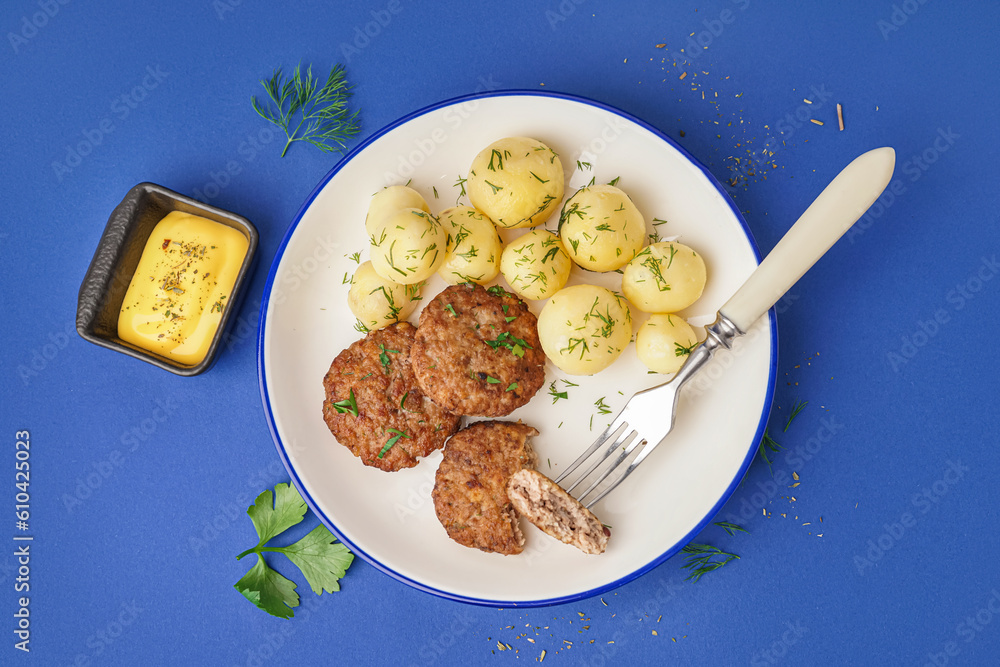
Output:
top-left (837, 103), bottom-right (845, 131)
top-left (792, 471), bottom-right (800, 480)
top-left (803, 98), bottom-right (812, 104)
top-left (679, 72), bottom-right (687, 80)
top-left (810, 119), bottom-right (824, 126)
top-left (540, 649), bottom-right (546, 661)
top-left (652, 630), bottom-right (658, 636)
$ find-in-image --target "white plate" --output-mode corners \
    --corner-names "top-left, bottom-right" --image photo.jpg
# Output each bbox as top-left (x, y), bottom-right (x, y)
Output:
top-left (258, 91), bottom-right (776, 606)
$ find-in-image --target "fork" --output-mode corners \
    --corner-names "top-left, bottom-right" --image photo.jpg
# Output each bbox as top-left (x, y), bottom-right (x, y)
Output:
top-left (555, 147), bottom-right (897, 508)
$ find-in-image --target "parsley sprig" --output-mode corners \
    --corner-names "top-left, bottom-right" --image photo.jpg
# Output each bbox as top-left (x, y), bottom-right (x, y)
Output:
top-left (234, 483), bottom-right (353, 618)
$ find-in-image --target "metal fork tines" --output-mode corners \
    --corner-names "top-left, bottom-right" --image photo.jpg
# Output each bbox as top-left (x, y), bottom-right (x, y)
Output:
top-left (553, 313), bottom-right (742, 509)
top-left (554, 384), bottom-right (679, 509)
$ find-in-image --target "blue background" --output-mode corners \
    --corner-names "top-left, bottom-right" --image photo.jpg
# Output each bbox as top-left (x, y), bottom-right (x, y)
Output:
top-left (2, 0), bottom-right (998, 664)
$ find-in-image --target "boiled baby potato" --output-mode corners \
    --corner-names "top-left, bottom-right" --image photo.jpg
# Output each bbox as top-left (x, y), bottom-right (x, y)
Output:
top-left (558, 184), bottom-right (645, 272)
top-left (635, 314), bottom-right (699, 374)
top-left (365, 185), bottom-right (430, 236)
top-left (348, 261), bottom-right (420, 331)
top-left (467, 137), bottom-right (564, 229)
top-left (537, 284), bottom-right (632, 375)
top-left (500, 229), bottom-right (572, 301)
top-left (437, 206), bottom-right (503, 285)
top-left (621, 241), bottom-right (707, 313)
top-left (369, 208), bottom-right (447, 285)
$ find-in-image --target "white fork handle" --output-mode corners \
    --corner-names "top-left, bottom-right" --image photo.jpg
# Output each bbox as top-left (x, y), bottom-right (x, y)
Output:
top-left (719, 147), bottom-right (896, 333)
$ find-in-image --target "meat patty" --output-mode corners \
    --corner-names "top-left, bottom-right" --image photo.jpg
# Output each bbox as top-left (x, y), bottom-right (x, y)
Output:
top-left (322, 322), bottom-right (461, 472)
top-left (432, 421), bottom-right (538, 555)
top-left (507, 469), bottom-right (609, 555)
top-left (411, 283), bottom-right (546, 417)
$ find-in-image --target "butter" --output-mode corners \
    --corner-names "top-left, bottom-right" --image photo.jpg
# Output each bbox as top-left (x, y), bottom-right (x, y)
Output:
top-left (118, 211), bottom-right (248, 365)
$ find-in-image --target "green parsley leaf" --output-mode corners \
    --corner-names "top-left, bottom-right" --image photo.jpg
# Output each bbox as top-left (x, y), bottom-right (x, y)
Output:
top-left (246, 483), bottom-right (307, 545)
top-left (506, 382), bottom-right (518, 392)
top-left (280, 525), bottom-right (354, 595)
top-left (234, 555), bottom-right (299, 619)
top-left (332, 388), bottom-right (358, 417)
top-left (484, 331), bottom-right (532, 356)
top-left (379, 428), bottom-right (410, 458)
top-left (378, 344), bottom-right (398, 372)
top-left (235, 483), bottom-right (354, 619)
top-left (486, 376), bottom-right (501, 384)
top-left (444, 303), bottom-right (458, 317)
top-left (486, 285), bottom-right (510, 298)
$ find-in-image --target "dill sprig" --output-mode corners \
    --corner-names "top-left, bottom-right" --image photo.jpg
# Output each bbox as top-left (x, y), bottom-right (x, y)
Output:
top-left (757, 429), bottom-right (784, 471)
top-left (680, 543), bottom-right (740, 582)
top-left (784, 399), bottom-right (808, 432)
top-left (252, 63), bottom-right (360, 157)
top-left (714, 521), bottom-right (748, 537)
top-left (453, 175), bottom-right (468, 205)
top-left (758, 397), bottom-right (807, 471)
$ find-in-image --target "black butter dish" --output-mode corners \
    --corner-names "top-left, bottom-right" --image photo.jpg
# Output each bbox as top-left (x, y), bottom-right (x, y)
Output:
top-left (76, 182), bottom-right (258, 376)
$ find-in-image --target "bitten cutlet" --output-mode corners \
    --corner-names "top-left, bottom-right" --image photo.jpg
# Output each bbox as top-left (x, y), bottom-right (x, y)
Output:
top-left (432, 420), bottom-right (538, 555)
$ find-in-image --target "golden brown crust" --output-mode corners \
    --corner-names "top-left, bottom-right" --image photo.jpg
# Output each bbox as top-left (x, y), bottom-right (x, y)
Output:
top-left (432, 421), bottom-right (538, 555)
top-left (322, 322), bottom-right (461, 472)
top-left (411, 284), bottom-right (546, 417)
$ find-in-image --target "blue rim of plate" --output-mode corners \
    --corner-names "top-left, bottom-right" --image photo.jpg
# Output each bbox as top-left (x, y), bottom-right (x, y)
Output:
top-left (257, 89), bottom-right (778, 608)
